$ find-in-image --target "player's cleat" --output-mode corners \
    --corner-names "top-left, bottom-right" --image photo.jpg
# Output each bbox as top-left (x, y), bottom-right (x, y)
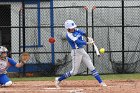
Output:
top-left (55, 77), bottom-right (61, 88)
top-left (100, 82), bottom-right (107, 87)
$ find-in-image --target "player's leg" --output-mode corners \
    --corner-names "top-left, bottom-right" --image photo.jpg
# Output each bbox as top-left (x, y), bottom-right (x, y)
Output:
top-left (55, 49), bottom-right (82, 88)
top-left (57, 55), bottom-right (82, 80)
top-left (0, 74), bottom-right (12, 87)
top-left (82, 50), bottom-right (107, 86)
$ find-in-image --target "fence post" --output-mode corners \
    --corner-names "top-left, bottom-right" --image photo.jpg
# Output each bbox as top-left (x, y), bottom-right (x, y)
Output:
top-left (122, 0), bottom-right (125, 73)
top-left (50, 0), bottom-right (55, 65)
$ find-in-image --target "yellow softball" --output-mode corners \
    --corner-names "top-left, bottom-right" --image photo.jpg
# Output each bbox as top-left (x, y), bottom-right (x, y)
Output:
top-left (99, 48), bottom-right (105, 54)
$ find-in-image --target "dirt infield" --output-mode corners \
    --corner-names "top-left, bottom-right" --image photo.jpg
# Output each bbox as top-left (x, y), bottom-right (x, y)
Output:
top-left (0, 80), bottom-right (140, 93)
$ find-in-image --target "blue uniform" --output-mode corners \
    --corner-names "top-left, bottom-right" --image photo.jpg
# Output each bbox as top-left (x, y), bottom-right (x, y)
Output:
top-left (55, 20), bottom-right (107, 88)
top-left (0, 57), bottom-right (17, 85)
top-left (57, 28), bottom-right (103, 84)
top-left (66, 29), bottom-right (87, 49)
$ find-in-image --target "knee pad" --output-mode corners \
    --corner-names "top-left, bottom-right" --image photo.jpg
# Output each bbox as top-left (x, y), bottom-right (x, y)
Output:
top-left (2, 81), bottom-right (12, 87)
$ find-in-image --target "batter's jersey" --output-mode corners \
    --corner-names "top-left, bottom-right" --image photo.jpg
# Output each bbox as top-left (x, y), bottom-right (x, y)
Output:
top-left (66, 29), bottom-right (87, 49)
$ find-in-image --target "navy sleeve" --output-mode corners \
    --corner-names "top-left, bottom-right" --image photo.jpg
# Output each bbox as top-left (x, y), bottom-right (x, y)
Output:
top-left (8, 58), bottom-right (17, 66)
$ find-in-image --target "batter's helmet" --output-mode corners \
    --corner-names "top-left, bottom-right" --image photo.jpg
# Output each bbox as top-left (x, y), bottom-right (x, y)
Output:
top-left (0, 46), bottom-right (8, 56)
top-left (64, 20), bottom-right (77, 29)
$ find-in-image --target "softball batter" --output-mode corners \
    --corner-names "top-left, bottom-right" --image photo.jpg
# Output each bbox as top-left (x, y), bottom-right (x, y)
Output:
top-left (55, 20), bottom-right (107, 88)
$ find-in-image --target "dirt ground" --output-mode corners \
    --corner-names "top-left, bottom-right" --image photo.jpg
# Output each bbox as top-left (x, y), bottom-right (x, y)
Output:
top-left (0, 80), bottom-right (140, 93)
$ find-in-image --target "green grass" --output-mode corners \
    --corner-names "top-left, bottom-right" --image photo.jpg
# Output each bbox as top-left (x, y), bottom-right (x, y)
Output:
top-left (101, 73), bottom-right (140, 80)
top-left (11, 73), bottom-right (140, 81)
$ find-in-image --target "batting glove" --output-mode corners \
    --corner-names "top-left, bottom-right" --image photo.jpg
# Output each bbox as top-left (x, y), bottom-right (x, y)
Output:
top-left (87, 41), bottom-right (94, 45)
top-left (87, 37), bottom-right (94, 42)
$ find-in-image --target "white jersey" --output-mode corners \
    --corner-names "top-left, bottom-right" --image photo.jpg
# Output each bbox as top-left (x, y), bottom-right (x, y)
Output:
top-left (0, 58), bottom-right (8, 74)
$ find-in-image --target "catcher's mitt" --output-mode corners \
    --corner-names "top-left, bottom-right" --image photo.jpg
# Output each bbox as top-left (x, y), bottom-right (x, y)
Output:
top-left (20, 52), bottom-right (30, 64)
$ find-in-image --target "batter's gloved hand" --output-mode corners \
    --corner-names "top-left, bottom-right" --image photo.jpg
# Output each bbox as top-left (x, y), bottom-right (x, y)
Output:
top-left (87, 41), bottom-right (94, 45)
top-left (87, 37), bottom-right (94, 42)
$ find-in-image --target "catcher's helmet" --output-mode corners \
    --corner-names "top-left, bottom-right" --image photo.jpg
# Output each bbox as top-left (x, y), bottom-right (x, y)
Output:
top-left (64, 20), bottom-right (77, 29)
top-left (0, 46), bottom-right (8, 56)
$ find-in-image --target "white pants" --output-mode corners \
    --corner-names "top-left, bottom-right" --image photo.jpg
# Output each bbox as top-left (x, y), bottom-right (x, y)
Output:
top-left (70, 48), bottom-right (95, 75)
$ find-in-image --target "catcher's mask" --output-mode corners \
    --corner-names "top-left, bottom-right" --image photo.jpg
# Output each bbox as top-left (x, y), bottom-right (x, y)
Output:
top-left (0, 46), bottom-right (8, 59)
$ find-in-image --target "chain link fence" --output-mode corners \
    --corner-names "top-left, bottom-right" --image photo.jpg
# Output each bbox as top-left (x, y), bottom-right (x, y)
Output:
top-left (0, 0), bottom-right (140, 77)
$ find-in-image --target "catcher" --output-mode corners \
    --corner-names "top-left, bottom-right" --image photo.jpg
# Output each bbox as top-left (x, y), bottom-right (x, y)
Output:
top-left (0, 46), bottom-right (30, 87)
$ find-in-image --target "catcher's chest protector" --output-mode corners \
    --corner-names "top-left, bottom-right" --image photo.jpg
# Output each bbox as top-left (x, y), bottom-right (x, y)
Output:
top-left (0, 59), bottom-right (8, 74)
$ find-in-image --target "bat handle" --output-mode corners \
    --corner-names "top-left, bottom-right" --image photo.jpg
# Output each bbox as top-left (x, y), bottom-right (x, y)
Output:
top-left (97, 55), bottom-right (101, 57)
top-left (93, 43), bottom-right (100, 56)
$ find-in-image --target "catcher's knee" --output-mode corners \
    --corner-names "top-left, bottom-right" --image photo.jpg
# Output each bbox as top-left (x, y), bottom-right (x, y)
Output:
top-left (2, 81), bottom-right (12, 87)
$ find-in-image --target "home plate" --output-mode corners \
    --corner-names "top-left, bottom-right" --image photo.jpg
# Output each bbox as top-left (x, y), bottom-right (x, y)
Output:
top-left (45, 87), bottom-right (84, 92)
